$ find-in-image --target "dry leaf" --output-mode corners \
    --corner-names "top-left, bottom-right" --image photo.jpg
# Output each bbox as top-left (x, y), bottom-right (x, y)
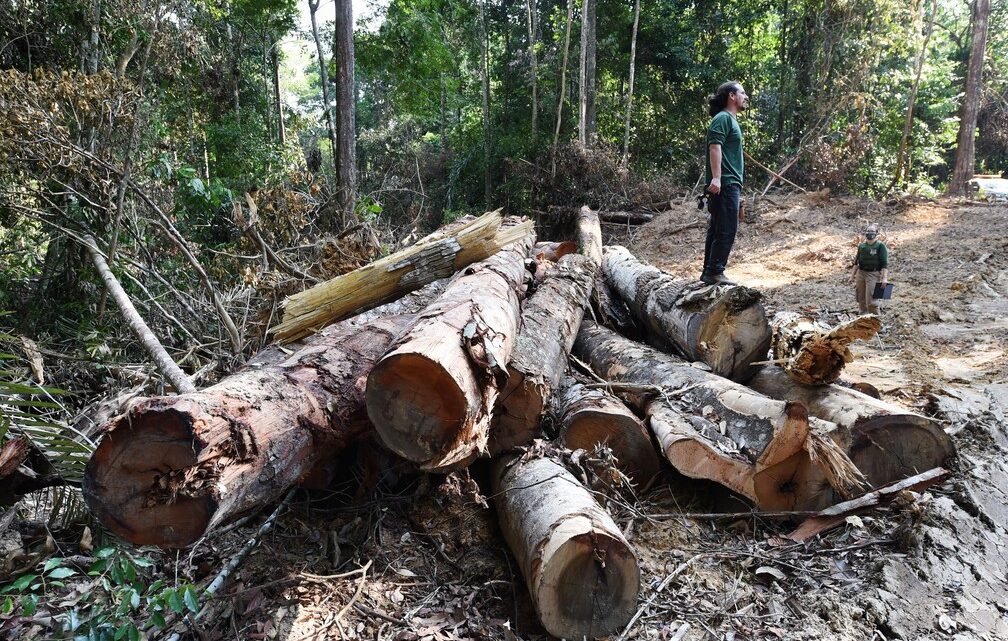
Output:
top-left (19, 336), bottom-right (44, 384)
top-left (79, 526), bottom-right (93, 553)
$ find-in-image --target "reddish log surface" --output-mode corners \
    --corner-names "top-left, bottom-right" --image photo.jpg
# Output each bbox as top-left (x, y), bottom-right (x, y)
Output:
top-left (83, 315), bottom-right (414, 548)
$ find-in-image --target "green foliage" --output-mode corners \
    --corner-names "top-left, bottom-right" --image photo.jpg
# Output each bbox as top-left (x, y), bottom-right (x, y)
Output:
top-left (0, 547), bottom-right (202, 640)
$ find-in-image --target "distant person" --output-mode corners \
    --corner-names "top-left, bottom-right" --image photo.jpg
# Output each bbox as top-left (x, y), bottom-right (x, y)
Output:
top-left (848, 223), bottom-right (889, 314)
top-left (701, 81), bottom-right (749, 285)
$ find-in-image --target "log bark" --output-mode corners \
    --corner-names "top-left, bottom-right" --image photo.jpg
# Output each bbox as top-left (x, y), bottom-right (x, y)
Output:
top-left (747, 366), bottom-right (955, 489)
top-left (83, 315), bottom-right (415, 548)
top-left (554, 377), bottom-right (660, 486)
top-left (0, 438), bottom-right (63, 506)
top-left (574, 320), bottom-right (827, 509)
top-left (367, 226), bottom-right (535, 471)
top-left (492, 454), bottom-right (639, 639)
top-left (603, 245), bottom-right (771, 382)
top-left (490, 253), bottom-right (596, 453)
top-left (274, 210), bottom-right (533, 342)
top-left (770, 312), bottom-right (881, 385)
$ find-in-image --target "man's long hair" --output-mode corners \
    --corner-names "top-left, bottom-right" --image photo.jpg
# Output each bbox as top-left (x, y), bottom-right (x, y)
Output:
top-left (708, 81), bottom-right (742, 117)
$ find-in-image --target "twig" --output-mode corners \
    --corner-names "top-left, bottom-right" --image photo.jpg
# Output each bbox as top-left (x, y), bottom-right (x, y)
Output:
top-left (744, 151), bottom-right (806, 192)
top-left (292, 561), bottom-right (372, 641)
top-left (648, 509), bottom-right (822, 520)
top-left (164, 489), bottom-right (296, 641)
top-left (669, 622), bottom-right (691, 641)
top-left (353, 603), bottom-right (404, 625)
top-left (616, 556), bottom-right (698, 641)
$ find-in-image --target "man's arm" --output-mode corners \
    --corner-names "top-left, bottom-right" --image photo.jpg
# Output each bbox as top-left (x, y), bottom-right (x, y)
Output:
top-left (708, 144), bottom-right (722, 194)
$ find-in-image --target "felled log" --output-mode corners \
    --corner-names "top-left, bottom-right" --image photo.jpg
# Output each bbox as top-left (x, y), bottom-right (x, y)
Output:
top-left (273, 210), bottom-right (534, 342)
top-left (602, 245), bottom-right (771, 382)
top-left (573, 321), bottom-right (858, 510)
top-left (493, 454), bottom-right (640, 639)
top-left (367, 224), bottom-right (535, 471)
top-left (554, 377), bottom-right (660, 486)
top-left (83, 314), bottom-right (416, 548)
top-left (576, 206), bottom-right (603, 265)
top-left (490, 254), bottom-right (596, 453)
top-left (770, 312), bottom-right (881, 385)
top-left (543, 205), bottom-right (655, 226)
top-left (0, 437), bottom-right (63, 506)
top-left (747, 366), bottom-right (955, 488)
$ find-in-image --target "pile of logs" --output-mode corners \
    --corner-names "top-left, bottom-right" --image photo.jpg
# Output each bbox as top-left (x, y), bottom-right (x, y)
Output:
top-left (82, 208), bottom-right (954, 639)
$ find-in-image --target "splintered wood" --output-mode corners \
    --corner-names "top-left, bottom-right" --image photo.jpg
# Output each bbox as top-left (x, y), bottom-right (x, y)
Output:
top-left (273, 210), bottom-right (534, 342)
top-left (770, 312), bottom-right (882, 385)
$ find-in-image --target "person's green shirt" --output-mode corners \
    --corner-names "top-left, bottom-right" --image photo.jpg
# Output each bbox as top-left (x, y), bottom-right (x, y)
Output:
top-left (704, 110), bottom-right (744, 187)
top-left (856, 241), bottom-right (888, 271)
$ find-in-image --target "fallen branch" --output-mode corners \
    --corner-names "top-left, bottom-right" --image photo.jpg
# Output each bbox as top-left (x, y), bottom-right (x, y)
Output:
top-left (745, 151), bottom-right (806, 193)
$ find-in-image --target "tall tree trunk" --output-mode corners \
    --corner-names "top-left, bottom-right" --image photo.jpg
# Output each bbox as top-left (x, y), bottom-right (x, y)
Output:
top-left (308, 0), bottom-right (339, 172)
top-left (526, 0), bottom-right (539, 140)
top-left (948, 0), bottom-right (990, 195)
top-left (271, 34), bottom-right (286, 145)
top-left (552, 0), bottom-right (574, 175)
top-left (479, 0), bottom-right (492, 207)
top-left (577, 0), bottom-right (596, 147)
top-left (87, 0), bottom-right (101, 75)
top-left (227, 21), bottom-right (240, 116)
top-left (892, 1), bottom-right (935, 189)
top-left (621, 0), bottom-right (641, 166)
top-left (334, 0), bottom-right (357, 219)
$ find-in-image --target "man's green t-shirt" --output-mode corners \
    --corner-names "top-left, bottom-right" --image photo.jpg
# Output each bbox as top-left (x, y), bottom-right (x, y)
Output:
top-left (856, 241), bottom-right (888, 271)
top-left (705, 111), bottom-right (744, 187)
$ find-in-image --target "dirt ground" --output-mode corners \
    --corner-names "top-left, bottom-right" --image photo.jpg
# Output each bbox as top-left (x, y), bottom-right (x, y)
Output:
top-left (21, 195), bottom-right (1005, 641)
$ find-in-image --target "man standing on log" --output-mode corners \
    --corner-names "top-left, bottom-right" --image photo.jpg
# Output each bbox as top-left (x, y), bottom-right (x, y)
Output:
top-left (701, 81), bottom-right (748, 285)
top-left (849, 223), bottom-right (889, 314)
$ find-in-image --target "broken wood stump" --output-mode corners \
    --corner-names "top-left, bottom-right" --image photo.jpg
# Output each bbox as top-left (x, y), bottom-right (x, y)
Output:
top-left (493, 454), bottom-right (640, 639)
top-left (367, 222), bottom-right (536, 471)
top-left (770, 312), bottom-right (882, 385)
top-left (602, 245), bottom-right (771, 382)
top-left (747, 366), bottom-right (955, 488)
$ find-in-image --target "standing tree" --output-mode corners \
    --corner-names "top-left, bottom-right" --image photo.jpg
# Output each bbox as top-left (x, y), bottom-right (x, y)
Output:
top-left (552, 0), bottom-right (575, 175)
top-left (479, 0), bottom-right (492, 207)
top-left (271, 33), bottom-right (286, 145)
top-left (949, 0), bottom-right (991, 195)
top-left (334, 0), bottom-right (357, 219)
top-left (308, 0), bottom-right (339, 171)
top-left (621, 0), bottom-right (641, 166)
top-left (526, 0), bottom-right (539, 141)
top-left (891, 1), bottom-right (935, 190)
top-left (577, 0), bottom-right (596, 148)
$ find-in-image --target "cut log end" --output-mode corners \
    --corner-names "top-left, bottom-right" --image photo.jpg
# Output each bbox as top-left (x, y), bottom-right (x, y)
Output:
top-left (699, 297), bottom-right (772, 383)
top-left (849, 415), bottom-right (953, 488)
top-left (83, 409), bottom-right (212, 548)
top-left (563, 410), bottom-right (659, 485)
top-left (537, 528), bottom-right (640, 639)
top-left (366, 353), bottom-right (471, 467)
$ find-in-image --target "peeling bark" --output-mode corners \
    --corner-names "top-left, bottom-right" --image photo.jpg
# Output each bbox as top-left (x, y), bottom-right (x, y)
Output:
top-left (770, 312), bottom-right (881, 385)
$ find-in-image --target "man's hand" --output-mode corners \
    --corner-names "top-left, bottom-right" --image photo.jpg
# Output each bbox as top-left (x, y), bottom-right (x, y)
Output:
top-left (738, 200), bottom-right (746, 222)
top-left (707, 177), bottom-right (721, 195)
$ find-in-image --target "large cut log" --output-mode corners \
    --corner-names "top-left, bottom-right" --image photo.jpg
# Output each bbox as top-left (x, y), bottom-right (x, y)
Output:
top-left (770, 312), bottom-right (881, 385)
top-left (576, 205), bottom-right (603, 265)
top-left (490, 253), bottom-right (596, 453)
top-left (554, 376), bottom-right (660, 486)
top-left (573, 321), bottom-right (864, 509)
top-left (493, 454), bottom-right (640, 639)
top-left (273, 210), bottom-right (534, 342)
top-left (602, 245), bottom-right (771, 382)
top-left (367, 223), bottom-right (535, 471)
top-left (747, 366), bottom-right (955, 488)
top-left (83, 314), bottom-right (415, 548)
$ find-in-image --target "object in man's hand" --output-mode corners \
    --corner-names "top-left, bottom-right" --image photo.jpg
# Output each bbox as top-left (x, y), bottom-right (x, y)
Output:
top-left (739, 201), bottom-right (746, 222)
top-left (872, 283), bottom-right (893, 300)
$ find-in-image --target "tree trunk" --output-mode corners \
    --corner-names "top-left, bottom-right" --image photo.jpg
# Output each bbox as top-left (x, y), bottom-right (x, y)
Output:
top-left (576, 205), bottom-right (602, 265)
top-left (83, 314), bottom-right (417, 548)
top-left (525, 0), bottom-right (539, 140)
top-left (492, 454), bottom-right (640, 639)
top-left (747, 366), bottom-right (955, 489)
top-left (478, 0), bottom-right (492, 207)
top-left (271, 34), bottom-right (286, 145)
top-left (274, 211), bottom-right (533, 342)
top-left (892, 1), bottom-right (935, 189)
top-left (769, 312), bottom-right (881, 385)
top-left (334, 0), bottom-right (356, 218)
top-left (573, 320), bottom-right (849, 510)
top-left (490, 253), bottom-right (596, 453)
top-left (308, 0), bottom-right (339, 171)
top-left (551, 0), bottom-right (574, 175)
top-left (577, 0), bottom-right (596, 147)
top-left (621, 0), bottom-right (641, 166)
top-left (366, 223), bottom-right (535, 471)
top-left (602, 245), bottom-right (771, 382)
top-left (948, 0), bottom-right (990, 196)
top-left (226, 21), bottom-right (240, 116)
top-left (554, 377), bottom-right (660, 486)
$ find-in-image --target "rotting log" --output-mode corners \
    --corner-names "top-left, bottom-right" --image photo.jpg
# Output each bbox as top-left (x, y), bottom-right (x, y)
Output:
top-left (273, 210), bottom-right (534, 342)
top-left (83, 314), bottom-right (416, 548)
top-left (602, 245), bottom-right (771, 382)
top-left (747, 366), bottom-right (955, 488)
top-left (367, 223), bottom-right (535, 471)
top-left (573, 321), bottom-right (864, 510)
top-left (770, 312), bottom-right (881, 385)
top-left (492, 454), bottom-right (640, 639)
top-left (554, 376), bottom-right (660, 486)
top-left (490, 253), bottom-right (596, 453)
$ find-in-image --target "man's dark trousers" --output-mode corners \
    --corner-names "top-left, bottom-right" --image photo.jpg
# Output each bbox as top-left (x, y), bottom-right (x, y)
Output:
top-left (703, 182), bottom-right (741, 276)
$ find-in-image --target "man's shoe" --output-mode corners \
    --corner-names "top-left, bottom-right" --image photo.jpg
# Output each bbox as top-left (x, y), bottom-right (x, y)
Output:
top-left (700, 271), bottom-right (718, 285)
top-left (712, 272), bottom-right (735, 285)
